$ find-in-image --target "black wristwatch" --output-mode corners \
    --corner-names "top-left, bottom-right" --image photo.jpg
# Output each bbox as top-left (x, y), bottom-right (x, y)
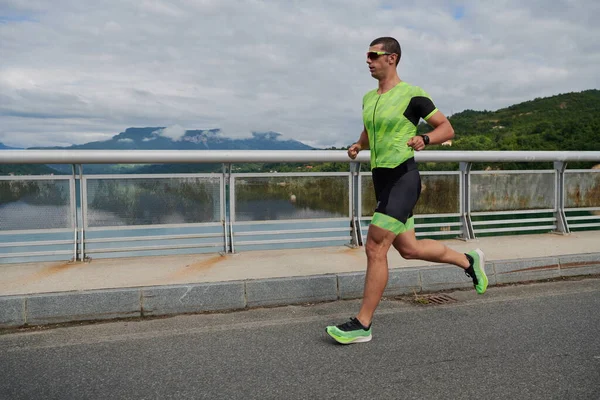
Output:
top-left (420, 134), bottom-right (430, 145)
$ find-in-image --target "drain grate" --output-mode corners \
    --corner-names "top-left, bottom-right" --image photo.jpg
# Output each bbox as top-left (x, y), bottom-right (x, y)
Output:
top-left (414, 294), bottom-right (457, 305)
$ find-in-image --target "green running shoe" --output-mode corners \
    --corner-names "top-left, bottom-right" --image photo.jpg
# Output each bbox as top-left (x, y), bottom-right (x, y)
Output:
top-left (465, 248), bottom-right (488, 294)
top-left (326, 318), bottom-right (372, 344)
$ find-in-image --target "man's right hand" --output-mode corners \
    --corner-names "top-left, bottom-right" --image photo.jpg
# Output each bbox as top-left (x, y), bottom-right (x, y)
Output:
top-left (348, 143), bottom-right (361, 160)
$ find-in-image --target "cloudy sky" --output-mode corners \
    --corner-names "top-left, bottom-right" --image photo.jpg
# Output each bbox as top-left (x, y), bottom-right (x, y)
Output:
top-left (1, 0), bottom-right (598, 148)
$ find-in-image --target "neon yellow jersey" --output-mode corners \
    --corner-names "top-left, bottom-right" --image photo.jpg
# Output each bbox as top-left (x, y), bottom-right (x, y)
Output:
top-left (362, 82), bottom-right (438, 169)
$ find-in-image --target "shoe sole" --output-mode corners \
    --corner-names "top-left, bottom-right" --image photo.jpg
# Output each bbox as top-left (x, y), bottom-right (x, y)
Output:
top-left (475, 248), bottom-right (488, 294)
top-left (326, 329), bottom-right (372, 345)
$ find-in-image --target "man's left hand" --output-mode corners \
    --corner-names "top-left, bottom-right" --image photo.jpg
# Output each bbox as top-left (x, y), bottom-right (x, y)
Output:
top-left (407, 136), bottom-right (426, 151)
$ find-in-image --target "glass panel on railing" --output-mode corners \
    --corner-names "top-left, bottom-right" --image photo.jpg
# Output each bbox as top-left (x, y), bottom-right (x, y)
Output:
top-left (565, 171), bottom-right (600, 208)
top-left (360, 178), bottom-right (376, 216)
top-left (85, 177), bottom-right (221, 227)
top-left (417, 174), bottom-right (460, 214)
top-left (0, 179), bottom-right (72, 230)
top-left (360, 173), bottom-right (460, 216)
top-left (234, 176), bottom-right (349, 221)
top-left (470, 172), bottom-right (555, 212)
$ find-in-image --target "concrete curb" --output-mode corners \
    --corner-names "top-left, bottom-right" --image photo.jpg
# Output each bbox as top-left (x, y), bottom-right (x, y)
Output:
top-left (2, 252), bottom-right (599, 328)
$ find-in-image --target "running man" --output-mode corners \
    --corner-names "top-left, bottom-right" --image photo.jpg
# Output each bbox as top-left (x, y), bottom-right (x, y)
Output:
top-left (326, 37), bottom-right (487, 345)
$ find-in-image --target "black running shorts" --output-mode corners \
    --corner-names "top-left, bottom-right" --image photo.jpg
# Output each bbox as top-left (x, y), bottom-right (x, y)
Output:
top-left (370, 157), bottom-right (421, 234)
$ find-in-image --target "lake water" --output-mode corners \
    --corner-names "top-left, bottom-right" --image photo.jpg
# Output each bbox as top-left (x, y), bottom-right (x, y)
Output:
top-left (0, 197), bottom-right (346, 230)
top-left (0, 199), bottom-right (352, 263)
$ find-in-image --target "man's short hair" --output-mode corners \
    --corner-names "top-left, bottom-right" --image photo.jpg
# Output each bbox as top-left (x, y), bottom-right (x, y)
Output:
top-left (370, 37), bottom-right (401, 65)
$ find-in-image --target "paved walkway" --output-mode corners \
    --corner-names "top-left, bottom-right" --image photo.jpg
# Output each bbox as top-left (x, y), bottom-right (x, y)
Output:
top-left (1, 231), bottom-right (599, 296)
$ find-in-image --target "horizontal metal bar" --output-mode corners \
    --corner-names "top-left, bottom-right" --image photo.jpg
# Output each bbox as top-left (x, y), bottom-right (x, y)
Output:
top-left (2, 150), bottom-right (600, 165)
top-left (564, 169), bottom-right (600, 173)
top-left (360, 229), bottom-right (463, 237)
top-left (232, 218), bottom-right (350, 225)
top-left (0, 250), bottom-right (73, 258)
top-left (474, 225), bottom-right (556, 234)
top-left (568, 222), bottom-right (600, 228)
top-left (233, 172), bottom-right (350, 178)
top-left (419, 171), bottom-right (461, 176)
top-left (566, 215), bottom-right (600, 221)
top-left (85, 243), bottom-right (223, 254)
top-left (471, 217), bottom-right (556, 226)
top-left (414, 222), bottom-right (463, 228)
top-left (83, 173), bottom-right (220, 179)
top-left (360, 171), bottom-right (461, 176)
top-left (471, 209), bottom-right (555, 216)
top-left (84, 233), bottom-right (224, 243)
top-left (233, 236), bottom-right (351, 246)
top-left (86, 222), bottom-right (224, 231)
top-left (0, 228), bottom-right (74, 235)
top-left (233, 227), bottom-right (350, 236)
top-left (416, 230), bottom-right (463, 237)
top-left (564, 207), bottom-right (600, 212)
top-left (359, 213), bottom-right (461, 220)
top-left (471, 170), bottom-right (555, 175)
top-left (0, 240), bottom-right (74, 248)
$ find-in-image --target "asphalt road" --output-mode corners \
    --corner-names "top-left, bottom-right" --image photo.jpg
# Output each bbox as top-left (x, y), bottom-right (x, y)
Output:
top-left (1, 278), bottom-right (600, 400)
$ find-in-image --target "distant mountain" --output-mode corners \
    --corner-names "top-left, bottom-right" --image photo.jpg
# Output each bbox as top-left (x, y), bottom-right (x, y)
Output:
top-left (35, 128), bottom-right (314, 151)
top-left (0, 142), bottom-right (22, 150)
top-left (2, 128), bottom-right (315, 175)
top-left (32, 127), bottom-right (315, 174)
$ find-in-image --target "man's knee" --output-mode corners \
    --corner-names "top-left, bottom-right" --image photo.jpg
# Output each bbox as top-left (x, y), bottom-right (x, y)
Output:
top-left (365, 236), bottom-right (389, 260)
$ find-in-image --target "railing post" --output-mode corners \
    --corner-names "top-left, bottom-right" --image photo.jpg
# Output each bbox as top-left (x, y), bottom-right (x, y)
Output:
top-left (349, 162), bottom-right (362, 247)
top-left (553, 161), bottom-right (570, 234)
top-left (71, 164), bottom-right (78, 262)
top-left (459, 162), bottom-right (475, 240)
top-left (222, 163), bottom-right (235, 254)
top-left (77, 164), bottom-right (89, 261)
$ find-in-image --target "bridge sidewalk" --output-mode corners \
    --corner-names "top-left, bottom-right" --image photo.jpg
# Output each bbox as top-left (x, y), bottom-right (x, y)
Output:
top-left (1, 231), bottom-right (599, 328)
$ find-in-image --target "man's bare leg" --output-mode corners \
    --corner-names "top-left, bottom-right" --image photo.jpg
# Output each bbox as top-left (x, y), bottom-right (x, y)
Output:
top-left (356, 224), bottom-right (396, 327)
top-left (392, 229), bottom-right (470, 268)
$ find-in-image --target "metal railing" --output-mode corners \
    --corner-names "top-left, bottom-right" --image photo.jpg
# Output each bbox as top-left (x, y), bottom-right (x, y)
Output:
top-left (1, 150), bottom-right (599, 263)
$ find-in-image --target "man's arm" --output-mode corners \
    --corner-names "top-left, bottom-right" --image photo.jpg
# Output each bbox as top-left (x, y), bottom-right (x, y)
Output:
top-left (348, 126), bottom-right (370, 159)
top-left (407, 111), bottom-right (454, 151)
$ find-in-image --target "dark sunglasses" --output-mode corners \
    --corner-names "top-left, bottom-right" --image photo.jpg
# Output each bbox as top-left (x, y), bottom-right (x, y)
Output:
top-left (366, 51), bottom-right (393, 60)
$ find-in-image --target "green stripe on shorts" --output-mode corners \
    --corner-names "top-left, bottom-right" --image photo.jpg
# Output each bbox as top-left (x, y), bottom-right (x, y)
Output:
top-left (371, 213), bottom-right (414, 235)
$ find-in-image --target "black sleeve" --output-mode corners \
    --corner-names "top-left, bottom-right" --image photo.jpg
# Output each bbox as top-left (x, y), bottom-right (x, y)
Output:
top-left (403, 96), bottom-right (437, 126)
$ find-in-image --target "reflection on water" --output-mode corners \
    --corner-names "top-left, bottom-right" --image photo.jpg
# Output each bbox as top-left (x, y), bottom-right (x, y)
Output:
top-left (0, 202), bottom-right (219, 230)
top-left (86, 207), bottom-right (204, 227)
top-left (0, 201), bottom-right (71, 230)
top-left (0, 202), bottom-right (134, 230)
top-left (86, 178), bottom-right (221, 227)
top-left (235, 199), bottom-right (345, 221)
top-left (0, 198), bottom-right (345, 231)
top-left (234, 176), bottom-right (350, 221)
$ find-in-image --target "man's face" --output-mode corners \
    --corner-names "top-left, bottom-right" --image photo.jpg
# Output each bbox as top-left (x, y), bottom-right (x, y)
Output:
top-left (366, 44), bottom-right (396, 79)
